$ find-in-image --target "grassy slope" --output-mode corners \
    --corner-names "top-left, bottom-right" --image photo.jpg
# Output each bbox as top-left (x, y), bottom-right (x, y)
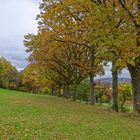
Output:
top-left (0, 89), bottom-right (140, 140)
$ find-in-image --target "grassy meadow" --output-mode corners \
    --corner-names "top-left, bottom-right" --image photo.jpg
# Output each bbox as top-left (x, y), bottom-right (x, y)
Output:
top-left (0, 88), bottom-right (140, 140)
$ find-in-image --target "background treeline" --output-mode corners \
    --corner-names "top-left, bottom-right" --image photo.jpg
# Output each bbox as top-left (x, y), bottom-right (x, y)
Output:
top-left (0, 57), bottom-right (132, 112)
top-left (0, 57), bottom-right (22, 89)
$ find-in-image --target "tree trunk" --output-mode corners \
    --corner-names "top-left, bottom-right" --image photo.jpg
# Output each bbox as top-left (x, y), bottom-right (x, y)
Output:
top-left (8, 81), bottom-right (11, 89)
top-left (127, 1), bottom-right (140, 112)
top-left (128, 64), bottom-right (140, 112)
top-left (89, 47), bottom-right (96, 104)
top-left (51, 86), bottom-right (57, 96)
top-left (120, 94), bottom-right (126, 110)
top-left (128, 1), bottom-right (140, 112)
top-left (99, 94), bottom-right (102, 105)
top-left (64, 85), bottom-right (70, 99)
top-left (57, 86), bottom-right (61, 97)
top-left (117, 0), bottom-right (140, 113)
top-left (112, 62), bottom-right (119, 112)
top-left (89, 74), bottom-right (96, 104)
top-left (133, 0), bottom-right (140, 112)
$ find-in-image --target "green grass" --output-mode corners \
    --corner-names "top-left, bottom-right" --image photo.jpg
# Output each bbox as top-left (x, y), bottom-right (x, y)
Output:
top-left (0, 89), bottom-right (140, 140)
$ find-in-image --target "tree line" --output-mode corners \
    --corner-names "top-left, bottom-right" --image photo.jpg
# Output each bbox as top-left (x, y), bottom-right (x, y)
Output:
top-left (0, 56), bottom-right (133, 112)
top-left (0, 57), bottom-right (21, 89)
top-left (8, 0), bottom-right (140, 112)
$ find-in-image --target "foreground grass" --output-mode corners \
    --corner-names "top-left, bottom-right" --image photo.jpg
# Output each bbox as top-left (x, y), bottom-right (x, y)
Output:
top-left (0, 89), bottom-right (140, 140)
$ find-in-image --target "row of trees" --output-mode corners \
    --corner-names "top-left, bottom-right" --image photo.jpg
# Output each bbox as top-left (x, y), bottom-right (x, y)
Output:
top-left (75, 81), bottom-right (132, 111)
top-left (0, 57), bottom-right (132, 112)
top-left (0, 57), bottom-right (43, 92)
top-left (24, 0), bottom-right (140, 112)
top-left (0, 57), bottom-right (40, 92)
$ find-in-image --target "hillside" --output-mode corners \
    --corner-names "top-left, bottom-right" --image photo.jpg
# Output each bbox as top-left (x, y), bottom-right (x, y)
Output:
top-left (95, 77), bottom-right (131, 84)
top-left (0, 88), bottom-right (139, 140)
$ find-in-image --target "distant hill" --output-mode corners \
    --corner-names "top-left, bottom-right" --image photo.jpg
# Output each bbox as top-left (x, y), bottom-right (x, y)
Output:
top-left (95, 77), bottom-right (131, 84)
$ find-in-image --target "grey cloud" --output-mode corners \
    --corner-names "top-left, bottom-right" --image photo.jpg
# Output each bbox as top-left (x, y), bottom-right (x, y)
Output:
top-left (0, 0), bottom-right (39, 70)
top-left (0, 36), bottom-right (28, 69)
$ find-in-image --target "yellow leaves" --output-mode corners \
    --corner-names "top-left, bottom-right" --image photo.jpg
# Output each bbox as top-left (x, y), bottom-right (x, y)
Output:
top-left (24, 0), bottom-right (140, 91)
top-left (0, 57), bottom-right (17, 88)
top-left (115, 59), bottom-right (126, 70)
top-left (118, 83), bottom-right (132, 101)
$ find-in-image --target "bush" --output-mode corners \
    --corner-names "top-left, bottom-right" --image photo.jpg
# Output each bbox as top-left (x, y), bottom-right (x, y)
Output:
top-left (42, 87), bottom-right (50, 95)
top-left (118, 83), bottom-right (132, 111)
top-left (70, 79), bottom-right (90, 101)
top-left (95, 82), bottom-right (111, 104)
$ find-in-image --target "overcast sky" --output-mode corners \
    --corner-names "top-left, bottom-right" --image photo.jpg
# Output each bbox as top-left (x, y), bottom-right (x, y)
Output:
top-left (0, 0), bottom-right (130, 78)
top-left (0, 0), bottom-right (40, 70)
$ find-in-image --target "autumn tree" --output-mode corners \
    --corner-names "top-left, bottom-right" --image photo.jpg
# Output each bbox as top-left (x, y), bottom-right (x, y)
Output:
top-left (89, 0), bottom-right (137, 112)
top-left (22, 63), bottom-right (47, 93)
top-left (114, 0), bottom-right (140, 112)
top-left (101, 0), bottom-right (140, 112)
top-left (24, 0), bottom-right (140, 112)
top-left (118, 83), bottom-right (132, 111)
top-left (0, 57), bottom-right (18, 89)
top-left (95, 81), bottom-right (112, 104)
top-left (24, 0), bottom-right (105, 102)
